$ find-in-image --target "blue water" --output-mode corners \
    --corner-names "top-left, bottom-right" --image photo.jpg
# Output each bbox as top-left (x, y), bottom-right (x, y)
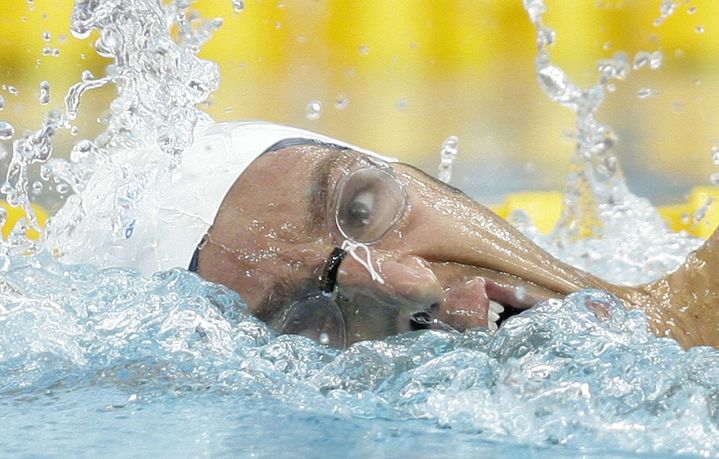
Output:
top-left (1, 253), bottom-right (717, 457)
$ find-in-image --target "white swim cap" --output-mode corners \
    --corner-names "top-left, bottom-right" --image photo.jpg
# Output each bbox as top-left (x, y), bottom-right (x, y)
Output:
top-left (151, 121), bottom-right (393, 275)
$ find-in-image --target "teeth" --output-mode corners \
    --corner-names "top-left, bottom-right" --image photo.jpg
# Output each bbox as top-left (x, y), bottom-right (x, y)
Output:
top-left (489, 300), bottom-right (504, 315)
top-left (487, 300), bottom-right (504, 332)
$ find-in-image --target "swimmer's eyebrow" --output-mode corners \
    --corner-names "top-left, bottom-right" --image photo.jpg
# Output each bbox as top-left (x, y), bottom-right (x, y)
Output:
top-left (307, 153), bottom-right (353, 232)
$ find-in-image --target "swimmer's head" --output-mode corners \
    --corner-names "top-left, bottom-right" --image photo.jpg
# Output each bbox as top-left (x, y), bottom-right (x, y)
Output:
top-left (193, 136), bottom-right (620, 346)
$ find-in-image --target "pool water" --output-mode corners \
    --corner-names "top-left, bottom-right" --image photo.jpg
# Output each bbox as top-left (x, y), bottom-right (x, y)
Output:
top-left (1, 1), bottom-right (719, 457)
top-left (1, 254), bottom-right (718, 457)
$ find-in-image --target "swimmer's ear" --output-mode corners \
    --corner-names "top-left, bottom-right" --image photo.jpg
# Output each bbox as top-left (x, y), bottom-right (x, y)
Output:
top-left (643, 227), bottom-right (719, 348)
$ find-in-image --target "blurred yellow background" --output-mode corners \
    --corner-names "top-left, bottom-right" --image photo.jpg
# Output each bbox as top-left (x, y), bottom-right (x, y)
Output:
top-left (1, 0), bottom-right (718, 205)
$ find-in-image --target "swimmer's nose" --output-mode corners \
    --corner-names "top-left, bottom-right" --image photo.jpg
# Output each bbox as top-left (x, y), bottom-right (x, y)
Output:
top-left (337, 253), bottom-right (443, 317)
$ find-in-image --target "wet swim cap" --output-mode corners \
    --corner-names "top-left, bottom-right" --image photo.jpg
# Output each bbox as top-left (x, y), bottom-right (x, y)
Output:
top-left (153, 121), bottom-right (393, 275)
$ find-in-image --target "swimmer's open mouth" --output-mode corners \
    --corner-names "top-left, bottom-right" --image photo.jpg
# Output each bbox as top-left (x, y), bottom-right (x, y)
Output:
top-left (413, 264), bottom-right (562, 333)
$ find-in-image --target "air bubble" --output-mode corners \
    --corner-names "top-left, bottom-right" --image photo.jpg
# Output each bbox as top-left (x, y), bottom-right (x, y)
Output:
top-left (305, 100), bottom-right (322, 120)
top-left (395, 99), bottom-right (408, 111)
top-left (358, 45), bottom-right (370, 56)
top-left (42, 31), bottom-right (51, 42)
top-left (319, 333), bottom-right (330, 345)
top-left (7, 86), bottom-right (19, 96)
top-left (695, 25), bottom-right (705, 34)
top-left (711, 145), bottom-right (719, 165)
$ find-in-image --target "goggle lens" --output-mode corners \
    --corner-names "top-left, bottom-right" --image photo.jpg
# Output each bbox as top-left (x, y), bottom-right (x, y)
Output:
top-left (335, 168), bottom-right (405, 243)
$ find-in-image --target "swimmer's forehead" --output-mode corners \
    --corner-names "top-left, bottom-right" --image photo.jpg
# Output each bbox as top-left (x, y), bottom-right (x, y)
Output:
top-left (247, 143), bottom-right (391, 197)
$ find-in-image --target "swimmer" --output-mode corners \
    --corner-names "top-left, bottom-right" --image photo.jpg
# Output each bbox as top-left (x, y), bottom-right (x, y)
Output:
top-left (165, 122), bottom-right (718, 349)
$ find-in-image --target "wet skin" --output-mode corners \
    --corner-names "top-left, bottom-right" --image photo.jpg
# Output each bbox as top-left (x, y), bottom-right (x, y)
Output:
top-left (196, 144), bottom-right (719, 349)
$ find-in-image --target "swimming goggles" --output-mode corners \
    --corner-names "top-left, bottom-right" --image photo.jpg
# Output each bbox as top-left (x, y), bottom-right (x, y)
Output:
top-left (276, 162), bottom-right (408, 347)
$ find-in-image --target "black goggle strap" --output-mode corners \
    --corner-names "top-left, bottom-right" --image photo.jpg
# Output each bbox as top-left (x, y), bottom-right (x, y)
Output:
top-left (318, 247), bottom-right (347, 294)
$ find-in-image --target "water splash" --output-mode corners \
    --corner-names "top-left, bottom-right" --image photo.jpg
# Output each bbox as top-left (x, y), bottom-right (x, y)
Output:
top-left (522, 0), bottom-right (686, 274)
top-left (35, 0), bottom-right (221, 267)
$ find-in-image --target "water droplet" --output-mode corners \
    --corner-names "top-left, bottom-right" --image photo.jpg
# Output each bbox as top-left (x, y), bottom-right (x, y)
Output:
top-left (6, 86), bottom-right (18, 96)
top-left (694, 198), bottom-right (712, 222)
top-left (31, 181), bottom-right (43, 195)
top-left (711, 172), bottom-right (719, 186)
top-left (606, 83), bottom-right (616, 93)
top-left (39, 80), bottom-right (50, 105)
top-left (395, 99), bottom-right (408, 111)
top-left (305, 100), bottom-right (322, 120)
top-left (711, 145), bottom-right (719, 165)
top-left (70, 126), bottom-right (79, 136)
top-left (648, 51), bottom-right (663, 69)
top-left (688, 6), bottom-right (697, 15)
top-left (598, 52), bottom-right (630, 81)
top-left (637, 88), bottom-right (657, 99)
top-left (42, 47), bottom-right (52, 56)
top-left (437, 135), bottom-right (459, 184)
top-left (633, 50), bottom-right (663, 70)
top-left (537, 26), bottom-right (554, 46)
top-left (0, 121), bottom-right (15, 140)
top-left (42, 31), bottom-right (51, 42)
top-left (654, 0), bottom-right (679, 27)
top-left (319, 333), bottom-right (330, 345)
top-left (358, 45), bottom-right (370, 56)
top-left (695, 25), bottom-right (705, 34)
top-left (0, 95), bottom-right (4, 110)
top-left (524, 0), bottom-right (547, 25)
top-left (602, 41), bottom-right (611, 51)
top-left (334, 95), bottom-right (349, 110)
top-left (232, 0), bottom-right (245, 12)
